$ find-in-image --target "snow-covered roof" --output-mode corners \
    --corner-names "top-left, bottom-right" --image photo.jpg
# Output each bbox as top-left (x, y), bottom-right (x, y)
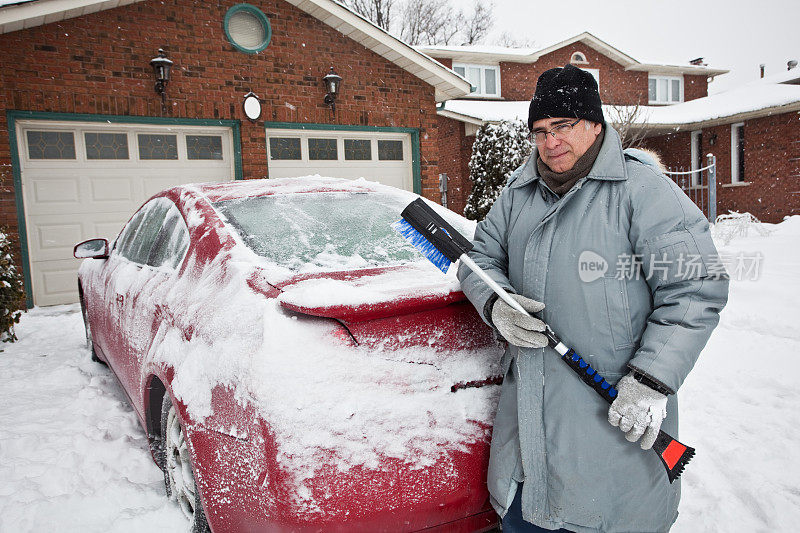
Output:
top-left (438, 80), bottom-right (800, 132)
top-left (418, 31), bottom-right (728, 77)
top-left (0, 0), bottom-right (470, 102)
top-left (756, 67), bottom-right (800, 86)
top-left (640, 83), bottom-right (800, 129)
top-left (0, 0), bottom-right (145, 33)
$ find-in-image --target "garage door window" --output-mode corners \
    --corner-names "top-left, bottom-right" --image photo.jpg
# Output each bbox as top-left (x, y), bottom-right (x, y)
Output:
top-left (308, 138), bottom-right (337, 160)
top-left (26, 131), bottom-right (76, 159)
top-left (378, 140), bottom-right (403, 161)
top-left (269, 137), bottom-right (301, 160)
top-left (344, 139), bottom-right (371, 161)
top-left (138, 134), bottom-right (178, 160)
top-left (186, 135), bottom-right (223, 160)
top-left (84, 132), bottom-right (129, 160)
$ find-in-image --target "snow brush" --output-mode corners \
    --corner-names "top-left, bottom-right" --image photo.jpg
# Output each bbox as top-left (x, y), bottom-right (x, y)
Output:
top-left (393, 198), bottom-right (694, 483)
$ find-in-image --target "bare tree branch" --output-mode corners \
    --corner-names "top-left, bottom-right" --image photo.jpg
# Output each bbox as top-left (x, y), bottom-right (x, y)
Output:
top-left (343, 0), bottom-right (395, 31)
top-left (346, 0), bottom-right (494, 46)
top-left (607, 103), bottom-right (652, 149)
top-left (494, 31), bottom-right (536, 48)
top-left (401, 0), bottom-right (464, 46)
top-left (461, 1), bottom-right (494, 45)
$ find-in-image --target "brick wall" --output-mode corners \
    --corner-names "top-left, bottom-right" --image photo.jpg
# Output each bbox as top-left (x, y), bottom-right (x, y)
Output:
top-left (641, 111), bottom-right (800, 223)
top-left (435, 115), bottom-right (474, 214)
top-left (0, 0), bottom-right (443, 274)
top-left (683, 74), bottom-right (709, 102)
top-left (501, 45), bottom-right (649, 105)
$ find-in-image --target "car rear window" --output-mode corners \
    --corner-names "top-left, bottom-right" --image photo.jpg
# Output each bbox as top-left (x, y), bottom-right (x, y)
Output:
top-left (213, 192), bottom-right (472, 271)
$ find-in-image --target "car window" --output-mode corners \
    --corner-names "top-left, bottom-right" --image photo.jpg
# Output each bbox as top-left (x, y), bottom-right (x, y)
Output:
top-left (147, 205), bottom-right (189, 269)
top-left (212, 192), bottom-right (475, 272)
top-left (116, 198), bottom-right (173, 264)
top-left (115, 209), bottom-right (146, 257)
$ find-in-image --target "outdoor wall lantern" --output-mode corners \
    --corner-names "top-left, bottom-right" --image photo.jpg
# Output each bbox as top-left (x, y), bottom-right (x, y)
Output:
top-left (150, 48), bottom-right (173, 110)
top-left (242, 91), bottom-right (263, 121)
top-left (323, 67), bottom-right (342, 113)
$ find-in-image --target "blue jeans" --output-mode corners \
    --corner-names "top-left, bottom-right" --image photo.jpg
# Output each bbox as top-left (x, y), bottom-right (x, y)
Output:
top-left (501, 484), bottom-right (573, 533)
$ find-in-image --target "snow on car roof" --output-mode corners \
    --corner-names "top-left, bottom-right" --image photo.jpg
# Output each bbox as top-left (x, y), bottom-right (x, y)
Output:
top-left (189, 175), bottom-right (403, 203)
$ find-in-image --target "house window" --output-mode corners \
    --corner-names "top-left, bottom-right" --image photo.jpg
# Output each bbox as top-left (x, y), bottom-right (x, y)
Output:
top-left (649, 75), bottom-right (683, 104)
top-left (570, 52), bottom-right (588, 64)
top-left (224, 4), bottom-right (272, 54)
top-left (452, 63), bottom-right (500, 97)
top-left (731, 123), bottom-right (745, 183)
top-left (691, 130), bottom-right (702, 186)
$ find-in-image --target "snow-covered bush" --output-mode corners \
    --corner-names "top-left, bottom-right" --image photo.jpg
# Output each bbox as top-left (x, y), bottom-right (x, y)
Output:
top-left (0, 229), bottom-right (24, 342)
top-left (712, 211), bottom-right (773, 246)
top-left (464, 120), bottom-right (532, 221)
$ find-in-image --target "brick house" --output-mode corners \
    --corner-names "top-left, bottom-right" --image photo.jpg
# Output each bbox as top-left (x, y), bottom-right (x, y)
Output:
top-left (421, 32), bottom-right (800, 224)
top-left (0, 0), bottom-right (470, 306)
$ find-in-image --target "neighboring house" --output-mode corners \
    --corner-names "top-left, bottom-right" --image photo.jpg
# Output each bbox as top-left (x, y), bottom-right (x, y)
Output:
top-left (419, 32), bottom-right (728, 214)
top-left (637, 68), bottom-right (800, 224)
top-left (423, 32), bottom-right (800, 225)
top-left (0, 0), bottom-right (470, 307)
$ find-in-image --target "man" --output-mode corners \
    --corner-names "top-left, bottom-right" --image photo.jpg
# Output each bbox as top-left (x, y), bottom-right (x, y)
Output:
top-left (457, 64), bottom-right (728, 532)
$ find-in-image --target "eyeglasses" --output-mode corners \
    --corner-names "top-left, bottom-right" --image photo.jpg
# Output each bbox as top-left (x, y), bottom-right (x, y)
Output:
top-left (529, 119), bottom-right (582, 146)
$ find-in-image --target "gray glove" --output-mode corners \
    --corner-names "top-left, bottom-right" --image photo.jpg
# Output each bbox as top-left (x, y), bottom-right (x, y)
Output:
top-left (608, 373), bottom-right (668, 450)
top-left (490, 294), bottom-right (548, 348)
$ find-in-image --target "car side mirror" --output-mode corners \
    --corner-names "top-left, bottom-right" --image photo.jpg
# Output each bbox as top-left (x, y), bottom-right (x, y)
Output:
top-left (74, 238), bottom-right (109, 259)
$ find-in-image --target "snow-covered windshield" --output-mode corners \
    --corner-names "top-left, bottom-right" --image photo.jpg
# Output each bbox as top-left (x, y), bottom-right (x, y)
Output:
top-left (213, 192), bottom-right (472, 271)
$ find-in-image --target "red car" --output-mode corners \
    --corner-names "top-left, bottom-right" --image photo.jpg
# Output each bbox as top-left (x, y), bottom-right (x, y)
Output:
top-left (74, 177), bottom-right (503, 532)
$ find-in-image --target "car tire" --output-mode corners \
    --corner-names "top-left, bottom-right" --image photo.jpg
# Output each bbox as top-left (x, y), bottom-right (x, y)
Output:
top-left (160, 394), bottom-right (211, 533)
top-left (79, 295), bottom-right (104, 365)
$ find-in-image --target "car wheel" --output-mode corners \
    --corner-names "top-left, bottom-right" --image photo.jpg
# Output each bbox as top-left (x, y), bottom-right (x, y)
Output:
top-left (79, 295), bottom-right (104, 365)
top-left (161, 394), bottom-right (211, 533)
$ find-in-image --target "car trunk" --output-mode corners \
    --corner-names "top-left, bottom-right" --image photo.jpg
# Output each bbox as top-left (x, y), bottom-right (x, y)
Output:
top-left (274, 264), bottom-right (496, 351)
top-left (246, 263), bottom-right (502, 531)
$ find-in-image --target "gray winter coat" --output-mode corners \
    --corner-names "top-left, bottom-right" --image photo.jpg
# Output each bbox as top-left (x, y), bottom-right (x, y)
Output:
top-left (457, 125), bottom-right (728, 533)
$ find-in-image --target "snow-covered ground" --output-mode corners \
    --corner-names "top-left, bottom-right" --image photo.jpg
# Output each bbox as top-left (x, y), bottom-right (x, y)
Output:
top-left (1, 217), bottom-right (799, 532)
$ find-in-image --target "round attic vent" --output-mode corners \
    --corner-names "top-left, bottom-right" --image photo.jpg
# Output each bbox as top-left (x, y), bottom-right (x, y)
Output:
top-left (224, 4), bottom-right (272, 54)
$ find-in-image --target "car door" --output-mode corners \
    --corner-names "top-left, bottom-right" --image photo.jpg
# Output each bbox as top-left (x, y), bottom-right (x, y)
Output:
top-left (127, 204), bottom-right (191, 383)
top-left (100, 198), bottom-right (172, 409)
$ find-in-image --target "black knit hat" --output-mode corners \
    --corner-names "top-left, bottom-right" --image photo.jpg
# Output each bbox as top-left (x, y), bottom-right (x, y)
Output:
top-left (527, 64), bottom-right (604, 130)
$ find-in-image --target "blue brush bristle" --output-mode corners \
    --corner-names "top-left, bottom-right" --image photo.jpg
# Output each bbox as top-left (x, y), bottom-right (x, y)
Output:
top-left (392, 219), bottom-right (453, 273)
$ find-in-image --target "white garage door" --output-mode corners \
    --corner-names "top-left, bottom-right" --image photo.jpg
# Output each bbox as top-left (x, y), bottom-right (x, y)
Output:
top-left (16, 120), bottom-right (235, 306)
top-left (266, 128), bottom-right (413, 191)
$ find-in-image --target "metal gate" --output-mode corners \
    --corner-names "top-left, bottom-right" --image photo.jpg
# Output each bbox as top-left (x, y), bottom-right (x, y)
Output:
top-left (663, 154), bottom-right (717, 221)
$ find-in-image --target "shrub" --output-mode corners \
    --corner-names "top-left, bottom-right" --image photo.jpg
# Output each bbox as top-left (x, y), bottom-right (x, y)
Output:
top-left (464, 120), bottom-right (532, 221)
top-left (0, 229), bottom-right (24, 342)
